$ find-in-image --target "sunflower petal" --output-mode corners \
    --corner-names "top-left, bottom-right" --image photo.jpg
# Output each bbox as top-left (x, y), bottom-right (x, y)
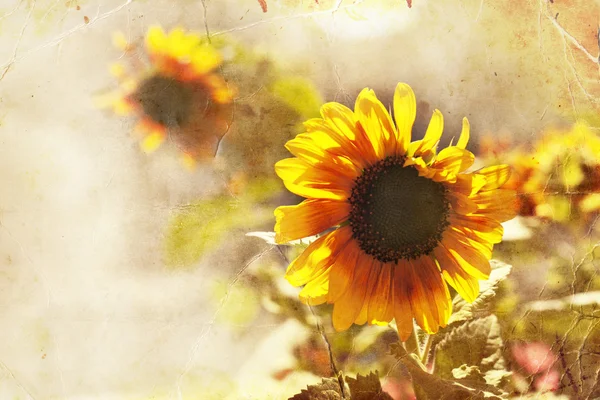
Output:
top-left (332, 253), bottom-right (372, 331)
top-left (456, 117), bottom-right (470, 149)
top-left (434, 246), bottom-right (480, 303)
top-left (411, 109), bottom-right (444, 157)
top-left (285, 226), bottom-right (353, 286)
top-left (393, 261), bottom-right (415, 341)
top-left (477, 165), bottom-right (512, 191)
top-left (368, 262), bottom-right (393, 324)
top-left (471, 189), bottom-right (518, 222)
top-left (434, 147), bottom-right (475, 174)
top-left (409, 257), bottom-right (451, 333)
top-left (274, 158), bottom-right (352, 200)
top-left (274, 199), bottom-right (349, 243)
top-left (299, 267), bottom-right (332, 305)
top-left (354, 88), bottom-right (397, 158)
top-left (393, 83), bottom-right (416, 153)
top-left (441, 232), bottom-right (491, 280)
top-left (328, 238), bottom-right (361, 303)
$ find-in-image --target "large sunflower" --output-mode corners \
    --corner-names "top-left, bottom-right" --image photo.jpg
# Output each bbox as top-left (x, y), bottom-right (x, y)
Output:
top-left (102, 26), bottom-right (234, 166)
top-left (274, 83), bottom-right (516, 340)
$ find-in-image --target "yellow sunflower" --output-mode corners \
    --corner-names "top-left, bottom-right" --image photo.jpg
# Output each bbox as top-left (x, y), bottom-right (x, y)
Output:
top-left (273, 83), bottom-right (517, 340)
top-left (102, 26), bottom-right (234, 167)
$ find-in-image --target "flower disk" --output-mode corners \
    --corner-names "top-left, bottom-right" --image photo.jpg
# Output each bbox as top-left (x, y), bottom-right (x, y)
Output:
top-left (274, 83), bottom-right (517, 339)
top-left (349, 156), bottom-right (450, 262)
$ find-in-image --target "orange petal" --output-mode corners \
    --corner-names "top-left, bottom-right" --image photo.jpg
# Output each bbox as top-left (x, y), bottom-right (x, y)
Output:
top-left (471, 189), bottom-right (518, 222)
top-left (354, 88), bottom-right (397, 158)
top-left (274, 199), bottom-right (349, 243)
top-left (447, 191), bottom-right (479, 215)
top-left (408, 257), bottom-right (451, 333)
top-left (332, 252), bottom-right (372, 331)
top-left (393, 261), bottom-right (415, 341)
top-left (274, 158), bottom-right (352, 200)
top-left (327, 238), bottom-right (361, 303)
top-left (440, 231), bottom-right (491, 280)
top-left (285, 226), bottom-right (353, 286)
top-left (367, 262), bottom-right (394, 324)
top-left (434, 245), bottom-right (480, 303)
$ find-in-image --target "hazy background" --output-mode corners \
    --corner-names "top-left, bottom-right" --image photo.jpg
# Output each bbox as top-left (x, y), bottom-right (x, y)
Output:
top-left (0, 0), bottom-right (597, 398)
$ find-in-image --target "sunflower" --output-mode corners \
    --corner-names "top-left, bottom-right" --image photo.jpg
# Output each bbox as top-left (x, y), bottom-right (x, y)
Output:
top-left (273, 83), bottom-right (516, 340)
top-left (101, 26), bottom-right (234, 166)
top-left (482, 123), bottom-right (600, 222)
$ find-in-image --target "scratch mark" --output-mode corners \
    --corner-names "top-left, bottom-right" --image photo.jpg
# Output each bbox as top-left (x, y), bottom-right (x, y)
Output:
top-left (0, 0), bottom-right (132, 81)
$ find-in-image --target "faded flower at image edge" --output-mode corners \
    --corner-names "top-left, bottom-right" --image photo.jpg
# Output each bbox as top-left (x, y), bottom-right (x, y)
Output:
top-left (99, 26), bottom-right (235, 167)
top-left (273, 82), bottom-right (517, 340)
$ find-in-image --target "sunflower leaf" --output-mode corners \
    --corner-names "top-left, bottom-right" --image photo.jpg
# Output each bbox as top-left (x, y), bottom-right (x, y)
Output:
top-left (447, 260), bottom-right (512, 327)
top-left (434, 315), bottom-right (505, 381)
top-left (288, 377), bottom-right (345, 400)
top-left (390, 344), bottom-right (506, 400)
top-left (345, 371), bottom-right (394, 400)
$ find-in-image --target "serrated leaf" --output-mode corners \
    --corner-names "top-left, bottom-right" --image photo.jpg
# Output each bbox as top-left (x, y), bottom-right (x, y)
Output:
top-left (346, 371), bottom-right (393, 400)
top-left (448, 260), bottom-right (512, 326)
top-left (390, 344), bottom-right (506, 400)
top-left (288, 377), bottom-right (345, 400)
top-left (435, 315), bottom-right (504, 380)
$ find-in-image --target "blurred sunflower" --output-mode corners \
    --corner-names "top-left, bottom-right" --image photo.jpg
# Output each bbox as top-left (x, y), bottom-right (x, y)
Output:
top-left (101, 26), bottom-right (234, 166)
top-left (486, 123), bottom-right (600, 222)
top-left (274, 83), bottom-right (516, 340)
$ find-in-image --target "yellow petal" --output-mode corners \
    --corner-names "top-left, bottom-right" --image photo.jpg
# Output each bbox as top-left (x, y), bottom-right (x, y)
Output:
top-left (477, 165), bottom-right (512, 191)
top-left (141, 131), bottom-right (165, 153)
top-left (299, 267), bottom-right (331, 305)
top-left (434, 147), bottom-right (475, 174)
top-left (393, 83), bottom-right (416, 153)
top-left (145, 26), bottom-right (167, 54)
top-left (191, 46), bottom-right (222, 74)
top-left (456, 117), bottom-right (470, 149)
top-left (285, 226), bottom-right (352, 286)
top-left (354, 88), bottom-right (397, 158)
top-left (274, 199), bottom-right (350, 243)
top-left (409, 257), bottom-right (451, 333)
top-left (410, 109), bottom-right (444, 157)
top-left (580, 193), bottom-right (600, 212)
top-left (447, 191), bottom-right (479, 215)
top-left (434, 246), bottom-right (479, 303)
top-left (274, 158), bottom-right (352, 200)
top-left (440, 232), bottom-right (490, 280)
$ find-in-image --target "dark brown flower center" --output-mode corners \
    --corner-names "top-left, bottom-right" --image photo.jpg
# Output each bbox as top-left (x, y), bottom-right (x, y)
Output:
top-left (348, 156), bottom-right (450, 262)
top-left (133, 75), bottom-right (202, 128)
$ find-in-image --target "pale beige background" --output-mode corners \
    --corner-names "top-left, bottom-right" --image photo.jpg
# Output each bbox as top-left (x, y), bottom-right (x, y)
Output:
top-left (0, 0), bottom-right (589, 398)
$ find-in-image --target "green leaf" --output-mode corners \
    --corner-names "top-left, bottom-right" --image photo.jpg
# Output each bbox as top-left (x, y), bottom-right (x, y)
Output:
top-left (448, 260), bottom-right (512, 326)
top-left (271, 76), bottom-right (323, 118)
top-left (288, 377), bottom-right (346, 400)
top-left (346, 371), bottom-right (393, 400)
top-left (434, 315), bottom-right (505, 380)
top-left (163, 180), bottom-right (278, 267)
top-left (390, 344), bottom-right (506, 400)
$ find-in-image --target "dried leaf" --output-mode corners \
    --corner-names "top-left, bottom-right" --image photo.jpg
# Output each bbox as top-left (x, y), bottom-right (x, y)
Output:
top-left (288, 377), bottom-right (345, 400)
top-left (435, 315), bottom-right (505, 380)
top-left (346, 371), bottom-right (393, 400)
top-left (390, 344), bottom-right (506, 400)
